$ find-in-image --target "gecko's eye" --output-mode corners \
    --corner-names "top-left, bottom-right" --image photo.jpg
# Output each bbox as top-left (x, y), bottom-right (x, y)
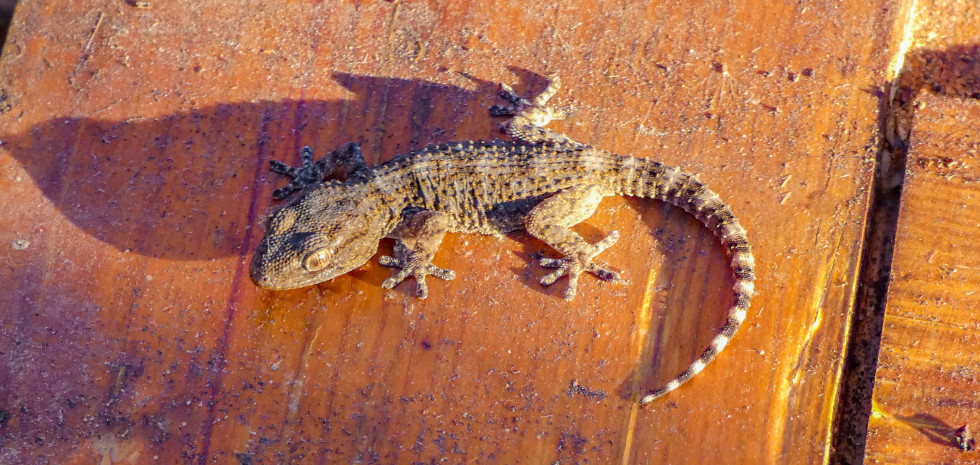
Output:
top-left (302, 248), bottom-right (332, 272)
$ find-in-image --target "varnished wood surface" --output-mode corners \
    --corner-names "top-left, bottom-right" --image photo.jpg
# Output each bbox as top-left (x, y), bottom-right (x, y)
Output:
top-left (863, 97), bottom-right (980, 465)
top-left (857, 1), bottom-right (980, 462)
top-left (0, 0), bottom-right (903, 463)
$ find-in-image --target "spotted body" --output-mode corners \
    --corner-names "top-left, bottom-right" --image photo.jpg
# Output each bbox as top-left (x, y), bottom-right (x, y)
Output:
top-left (250, 76), bottom-right (756, 405)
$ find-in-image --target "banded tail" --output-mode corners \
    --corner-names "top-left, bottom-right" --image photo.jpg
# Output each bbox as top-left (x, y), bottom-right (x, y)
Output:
top-left (616, 156), bottom-right (756, 405)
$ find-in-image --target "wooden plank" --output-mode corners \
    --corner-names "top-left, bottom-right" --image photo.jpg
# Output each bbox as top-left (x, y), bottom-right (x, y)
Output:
top-left (855, 0), bottom-right (980, 462)
top-left (863, 95), bottom-right (980, 463)
top-left (0, 0), bottom-right (900, 463)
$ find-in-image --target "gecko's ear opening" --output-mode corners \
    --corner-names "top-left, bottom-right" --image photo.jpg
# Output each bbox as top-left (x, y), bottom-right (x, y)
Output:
top-left (302, 248), bottom-right (332, 272)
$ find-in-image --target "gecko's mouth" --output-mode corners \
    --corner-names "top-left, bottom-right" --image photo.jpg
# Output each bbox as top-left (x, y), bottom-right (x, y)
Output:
top-left (251, 271), bottom-right (342, 291)
top-left (249, 263), bottom-right (322, 290)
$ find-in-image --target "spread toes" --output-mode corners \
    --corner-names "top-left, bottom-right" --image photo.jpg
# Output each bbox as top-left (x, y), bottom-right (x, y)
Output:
top-left (535, 231), bottom-right (623, 301)
top-left (379, 256), bottom-right (456, 300)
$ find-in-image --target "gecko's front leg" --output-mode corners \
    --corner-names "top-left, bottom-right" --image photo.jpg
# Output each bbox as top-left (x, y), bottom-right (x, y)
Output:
top-left (269, 142), bottom-right (368, 199)
top-left (379, 210), bottom-right (457, 299)
top-left (489, 74), bottom-right (585, 148)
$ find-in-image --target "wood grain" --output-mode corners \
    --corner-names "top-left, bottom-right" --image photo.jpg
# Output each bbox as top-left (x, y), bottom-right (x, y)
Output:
top-left (0, 0), bottom-right (901, 463)
top-left (851, 1), bottom-right (980, 462)
top-left (863, 94), bottom-right (980, 464)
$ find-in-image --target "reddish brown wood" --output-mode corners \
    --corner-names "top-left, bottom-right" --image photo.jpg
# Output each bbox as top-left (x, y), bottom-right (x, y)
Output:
top-left (852, 1), bottom-right (980, 462)
top-left (0, 0), bottom-right (902, 463)
top-left (863, 95), bottom-right (980, 465)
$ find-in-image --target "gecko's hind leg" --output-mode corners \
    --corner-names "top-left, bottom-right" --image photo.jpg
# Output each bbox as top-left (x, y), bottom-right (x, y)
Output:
top-left (489, 74), bottom-right (585, 147)
top-left (526, 184), bottom-right (623, 301)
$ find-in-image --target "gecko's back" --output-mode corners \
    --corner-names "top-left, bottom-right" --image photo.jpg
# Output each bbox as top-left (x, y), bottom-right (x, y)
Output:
top-left (370, 139), bottom-right (690, 236)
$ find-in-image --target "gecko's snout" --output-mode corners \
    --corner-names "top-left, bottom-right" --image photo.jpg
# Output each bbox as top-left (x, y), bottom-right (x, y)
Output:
top-left (250, 267), bottom-right (273, 288)
top-left (249, 256), bottom-right (289, 290)
top-left (249, 240), bottom-right (275, 288)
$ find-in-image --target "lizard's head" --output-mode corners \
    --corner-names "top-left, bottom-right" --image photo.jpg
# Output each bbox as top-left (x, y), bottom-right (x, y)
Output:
top-left (250, 184), bottom-right (392, 290)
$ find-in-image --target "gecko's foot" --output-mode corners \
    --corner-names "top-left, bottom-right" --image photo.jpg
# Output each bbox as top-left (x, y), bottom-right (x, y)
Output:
top-left (489, 74), bottom-right (584, 146)
top-left (378, 255), bottom-right (456, 300)
top-left (270, 146), bottom-right (326, 199)
top-left (537, 231), bottom-right (623, 301)
top-left (270, 143), bottom-right (366, 199)
top-left (489, 74), bottom-right (570, 127)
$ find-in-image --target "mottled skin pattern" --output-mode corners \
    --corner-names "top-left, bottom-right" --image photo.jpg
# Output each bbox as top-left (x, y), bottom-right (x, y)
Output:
top-left (249, 76), bottom-right (756, 405)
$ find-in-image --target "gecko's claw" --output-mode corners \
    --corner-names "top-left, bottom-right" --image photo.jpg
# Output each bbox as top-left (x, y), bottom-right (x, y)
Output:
top-left (488, 82), bottom-right (532, 116)
top-left (379, 255), bottom-right (456, 300)
top-left (536, 231), bottom-right (623, 301)
top-left (269, 159), bottom-right (296, 176)
top-left (270, 146), bottom-right (327, 200)
top-left (489, 75), bottom-right (581, 147)
top-left (538, 260), bottom-right (581, 301)
top-left (269, 143), bottom-right (370, 199)
top-left (499, 82), bottom-right (530, 106)
top-left (489, 75), bottom-right (570, 124)
top-left (488, 104), bottom-right (516, 117)
top-left (540, 257), bottom-right (622, 283)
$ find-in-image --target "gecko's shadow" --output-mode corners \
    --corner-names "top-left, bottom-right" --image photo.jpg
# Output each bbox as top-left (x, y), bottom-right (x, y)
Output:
top-left (3, 68), bottom-right (730, 424)
top-left (1, 69), bottom-right (552, 261)
top-left (0, 69), bottom-right (568, 460)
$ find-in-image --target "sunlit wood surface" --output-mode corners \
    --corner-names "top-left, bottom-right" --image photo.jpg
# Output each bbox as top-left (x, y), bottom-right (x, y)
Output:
top-left (0, 0), bottom-right (910, 463)
top-left (860, 1), bottom-right (980, 463)
top-left (864, 93), bottom-right (980, 465)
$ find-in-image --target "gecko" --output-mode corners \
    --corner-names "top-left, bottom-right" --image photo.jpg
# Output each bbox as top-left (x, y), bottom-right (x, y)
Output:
top-left (249, 75), bottom-right (756, 405)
